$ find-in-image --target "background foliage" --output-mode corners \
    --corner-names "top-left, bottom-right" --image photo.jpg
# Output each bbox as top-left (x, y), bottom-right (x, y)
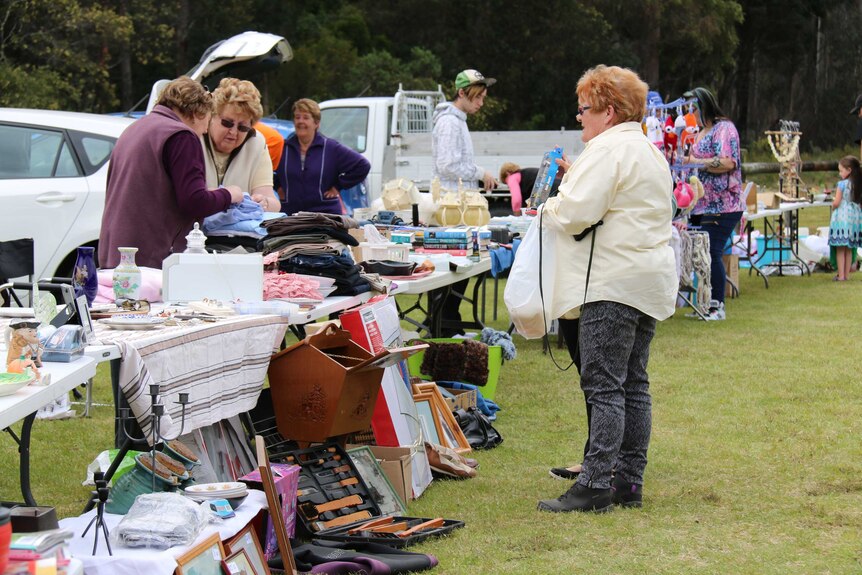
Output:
top-left (2, 0), bottom-right (861, 149)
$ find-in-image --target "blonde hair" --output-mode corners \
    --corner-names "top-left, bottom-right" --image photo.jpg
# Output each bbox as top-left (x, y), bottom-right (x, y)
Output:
top-left (459, 84), bottom-right (487, 102)
top-left (292, 98), bottom-right (321, 123)
top-left (500, 162), bottom-right (520, 181)
top-left (157, 76), bottom-right (212, 119)
top-left (576, 65), bottom-right (647, 124)
top-left (212, 78), bottom-right (264, 124)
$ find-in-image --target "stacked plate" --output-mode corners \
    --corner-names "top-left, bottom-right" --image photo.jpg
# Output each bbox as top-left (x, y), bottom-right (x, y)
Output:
top-left (101, 315), bottom-right (166, 330)
top-left (183, 482), bottom-right (248, 509)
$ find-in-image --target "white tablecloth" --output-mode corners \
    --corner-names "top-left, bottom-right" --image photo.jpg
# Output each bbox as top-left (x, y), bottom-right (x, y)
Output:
top-left (93, 315), bottom-right (288, 441)
top-left (59, 489), bottom-right (267, 575)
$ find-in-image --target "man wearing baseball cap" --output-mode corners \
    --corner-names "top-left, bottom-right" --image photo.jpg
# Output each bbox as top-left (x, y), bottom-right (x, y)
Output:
top-left (850, 93), bottom-right (862, 159)
top-left (431, 69), bottom-right (498, 192)
top-left (431, 68), bottom-right (497, 336)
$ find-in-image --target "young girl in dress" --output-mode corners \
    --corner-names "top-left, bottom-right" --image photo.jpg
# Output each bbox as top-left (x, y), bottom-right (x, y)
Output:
top-left (828, 155), bottom-right (862, 281)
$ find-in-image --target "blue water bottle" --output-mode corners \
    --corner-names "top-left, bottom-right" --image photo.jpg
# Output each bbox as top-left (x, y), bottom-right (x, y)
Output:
top-left (528, 146), bottom-right (564, 207)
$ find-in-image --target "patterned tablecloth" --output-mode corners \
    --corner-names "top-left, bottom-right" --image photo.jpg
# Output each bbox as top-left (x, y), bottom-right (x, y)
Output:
top-left (92, 314), bottom-right (289, 441)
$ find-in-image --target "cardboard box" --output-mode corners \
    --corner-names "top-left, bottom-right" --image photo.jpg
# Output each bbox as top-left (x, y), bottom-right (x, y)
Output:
top-left (757, 191), bottom-right (780, 209)
top-left (348, 444), bottom-right (414, 505)
top-left (745, 182), bottom-right (758, 213)
top-left (723, 254), bottom-right (739, 298)
top-left (443, 387), bottom-right (477, 411)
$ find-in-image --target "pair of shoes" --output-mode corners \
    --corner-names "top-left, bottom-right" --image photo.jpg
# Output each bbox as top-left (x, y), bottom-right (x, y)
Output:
top-left (549, 465), bottom-right (581, 481)
top-left (537, 483), bottom-right (613, 513)
top-left (701, 299), bottom-right (726, 321)
top-left (424, 442), bottom-right (476, 479)
top-left (611, 475), bottom-right (643, 508)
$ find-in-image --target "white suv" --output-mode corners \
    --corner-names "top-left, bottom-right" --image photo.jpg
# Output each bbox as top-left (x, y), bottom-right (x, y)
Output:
top-left (0, 109), bottom-right (134, 280)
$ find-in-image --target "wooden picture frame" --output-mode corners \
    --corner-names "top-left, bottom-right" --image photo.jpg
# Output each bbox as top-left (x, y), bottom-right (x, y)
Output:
top-left (225, 523), bottom-right (270, 575)
top-left (413, 384), bottom-right (471, 454)
top-left (176, 532), bottom-right (226, 575)
top-left (413, 393), bottom-right (441, 446)
top-left (224, 548), bottom-right (258, 575)
top-left (255, 435), bottom-right (297, 575)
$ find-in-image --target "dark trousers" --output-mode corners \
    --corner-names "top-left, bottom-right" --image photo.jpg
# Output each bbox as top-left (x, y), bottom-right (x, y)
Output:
top-left (557, 317), bottom-right (590, 461)
top-left (689, 211), bottom-right (743, 304)
top-left (576, 301), bottom-right (655, 489)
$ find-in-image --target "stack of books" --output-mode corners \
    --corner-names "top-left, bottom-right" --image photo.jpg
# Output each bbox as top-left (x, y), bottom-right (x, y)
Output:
top-left (418, 229), bottom-right (470, 255)
top-left (5, 529), bottom-right (73, 574)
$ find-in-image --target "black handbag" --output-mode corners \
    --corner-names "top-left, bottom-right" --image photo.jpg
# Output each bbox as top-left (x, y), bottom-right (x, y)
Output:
top-left (453, 407), bottom-right (503, 450)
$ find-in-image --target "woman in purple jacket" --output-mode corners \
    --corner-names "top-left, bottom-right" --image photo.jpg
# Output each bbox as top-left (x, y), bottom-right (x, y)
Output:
top-left (275, 98), bottom-right (370, 215)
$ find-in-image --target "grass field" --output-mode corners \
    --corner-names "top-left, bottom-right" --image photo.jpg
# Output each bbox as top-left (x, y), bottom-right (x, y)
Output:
top-left (2, 214), bottom-right (860, 573)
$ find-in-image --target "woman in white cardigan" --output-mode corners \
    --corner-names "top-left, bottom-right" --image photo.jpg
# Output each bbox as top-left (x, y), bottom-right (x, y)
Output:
top-left (536, 65), bottom-right (677, 514)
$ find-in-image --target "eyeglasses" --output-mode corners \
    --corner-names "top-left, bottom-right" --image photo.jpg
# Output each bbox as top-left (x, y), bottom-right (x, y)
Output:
top-left (115, 298), bottom-right (151, 312)
top-left (577, 105), bottom-right (592, 115)
top-left (219, 117), bottom-right (253, 133)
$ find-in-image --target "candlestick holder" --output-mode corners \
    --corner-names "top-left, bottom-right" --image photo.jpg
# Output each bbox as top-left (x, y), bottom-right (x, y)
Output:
top-left (81, 472), bottom-right (112, 555)
top-left (117, 384), bottom-right (190, 492)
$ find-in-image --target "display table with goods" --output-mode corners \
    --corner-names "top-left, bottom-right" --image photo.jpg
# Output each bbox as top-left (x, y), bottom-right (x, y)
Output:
top-left (0, 356), bottom-right (97, 506)
top-left (742, 199), bottom-right (832, 282)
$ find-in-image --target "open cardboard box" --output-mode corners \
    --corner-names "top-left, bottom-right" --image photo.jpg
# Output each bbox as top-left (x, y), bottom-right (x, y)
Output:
top-left (347, 444), bottom-right (413, 505)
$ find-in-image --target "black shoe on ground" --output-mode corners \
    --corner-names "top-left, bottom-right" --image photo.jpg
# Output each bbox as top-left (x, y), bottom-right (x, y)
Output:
top-left (537, 483), bottom-right (612, 513)
top-left (549, 466), bottom-right (580, 481)
top-left (611, 475), bottom-right (643, 508)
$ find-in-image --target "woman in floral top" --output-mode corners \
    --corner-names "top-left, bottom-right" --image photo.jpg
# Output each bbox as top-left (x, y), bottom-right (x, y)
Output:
top-left (683, 87), bottom-right (744, 321)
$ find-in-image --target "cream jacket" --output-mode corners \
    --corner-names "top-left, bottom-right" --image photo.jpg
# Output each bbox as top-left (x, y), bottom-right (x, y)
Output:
top-left (542, 122), bottom-right (677, 321)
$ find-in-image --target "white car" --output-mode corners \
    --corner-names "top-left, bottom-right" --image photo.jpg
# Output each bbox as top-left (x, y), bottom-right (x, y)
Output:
top-left (0, 108), bottom-right (135, 280)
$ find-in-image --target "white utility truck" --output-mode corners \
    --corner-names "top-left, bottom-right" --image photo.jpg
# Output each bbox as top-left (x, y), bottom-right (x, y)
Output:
top-left (319, 87), bottom-right (585, 207)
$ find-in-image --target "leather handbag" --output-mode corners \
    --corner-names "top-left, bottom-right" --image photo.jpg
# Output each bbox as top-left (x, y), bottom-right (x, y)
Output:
top-left (453, 407), bottom-right (503, 450)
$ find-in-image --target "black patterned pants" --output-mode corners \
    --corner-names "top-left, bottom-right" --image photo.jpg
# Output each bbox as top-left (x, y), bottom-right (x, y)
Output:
top-left (575, 301), bottom-right (656, 489)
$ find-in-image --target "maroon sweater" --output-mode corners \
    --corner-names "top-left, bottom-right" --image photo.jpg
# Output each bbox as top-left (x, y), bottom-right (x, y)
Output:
top-left (99, 105), bottom-right (231, 269)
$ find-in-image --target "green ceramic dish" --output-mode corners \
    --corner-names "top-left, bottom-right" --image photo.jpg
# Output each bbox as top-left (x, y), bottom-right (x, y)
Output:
top-left (0, 373), bottom-right (35, 397)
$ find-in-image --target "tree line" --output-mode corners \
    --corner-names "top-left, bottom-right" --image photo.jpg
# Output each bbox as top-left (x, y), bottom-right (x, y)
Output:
top-left (1, 0), bottom-right (860, 150)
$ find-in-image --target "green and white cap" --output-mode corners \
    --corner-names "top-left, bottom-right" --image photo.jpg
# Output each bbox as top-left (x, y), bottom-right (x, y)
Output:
top-left (455, 69), bottom-right (496, 90)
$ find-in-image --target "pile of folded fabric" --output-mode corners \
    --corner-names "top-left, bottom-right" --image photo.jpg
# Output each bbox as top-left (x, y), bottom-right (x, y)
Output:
top-left (260, 212), bottom-right (372, 297)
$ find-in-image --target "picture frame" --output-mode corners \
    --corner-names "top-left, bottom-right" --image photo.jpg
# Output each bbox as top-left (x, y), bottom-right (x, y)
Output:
top-left (224, 548), bottom-right (258, 575)
top-left (413, 384), bottom-right (471, 453)
top-left (347, 445), bottom-right (407, 516)
top-left (413, 393), bottom-right (441, 446)
top-left (175, 532), bottom-right (226, 575)
top-left (74, 293), bottom-right (95, 344)
top-left (225, 523), bottom-right (270, 575)
top-left (255, 435), bottom-right (297, 574)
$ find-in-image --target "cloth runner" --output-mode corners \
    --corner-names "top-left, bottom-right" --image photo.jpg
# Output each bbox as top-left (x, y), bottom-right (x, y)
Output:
top-left (93, 315), bottom-right (288, 441)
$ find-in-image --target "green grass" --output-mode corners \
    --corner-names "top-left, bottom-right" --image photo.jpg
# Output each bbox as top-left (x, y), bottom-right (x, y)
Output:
top-left (3, 271), bottom-right (862, 573)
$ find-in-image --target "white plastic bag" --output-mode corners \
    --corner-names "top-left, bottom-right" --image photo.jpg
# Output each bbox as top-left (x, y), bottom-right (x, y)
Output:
top-left (504, 208), bottom-right (580, 339)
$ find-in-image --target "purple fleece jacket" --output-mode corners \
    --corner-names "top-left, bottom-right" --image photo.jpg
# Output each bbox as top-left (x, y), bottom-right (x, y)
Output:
top-left (275, 132), bottom-right (370, 215)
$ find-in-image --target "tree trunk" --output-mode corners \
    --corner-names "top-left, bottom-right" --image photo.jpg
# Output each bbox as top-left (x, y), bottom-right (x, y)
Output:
top-left (175, 0), bottom-right (190, 76)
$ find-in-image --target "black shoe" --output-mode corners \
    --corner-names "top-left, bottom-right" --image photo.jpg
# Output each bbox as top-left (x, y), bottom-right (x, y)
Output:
top-left (611, 475), bottom-right (643, 508)
top-left (537, 483), bottom-right (613, 513)
top-left (549, 466), bottom-right (580, 481)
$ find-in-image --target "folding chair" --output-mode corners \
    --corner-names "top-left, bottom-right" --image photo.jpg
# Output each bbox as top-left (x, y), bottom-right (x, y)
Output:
top-left (0, 238), bottom-right (35, 307)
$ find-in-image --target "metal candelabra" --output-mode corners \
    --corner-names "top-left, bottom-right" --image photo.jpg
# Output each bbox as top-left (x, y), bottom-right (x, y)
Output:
top-left (118, 383), bottom-right (190, 492)
top-left (81, 472), bottom-right (112, 556)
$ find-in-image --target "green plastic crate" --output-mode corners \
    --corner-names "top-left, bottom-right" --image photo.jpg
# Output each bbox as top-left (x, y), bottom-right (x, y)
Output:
top-left (406, 337), bottom-right (502, 401)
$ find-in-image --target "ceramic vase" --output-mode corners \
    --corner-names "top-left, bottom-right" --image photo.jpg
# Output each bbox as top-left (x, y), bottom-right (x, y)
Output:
top-left (72, 246), bottom-right (98, 306)
top-left (112, 247), bottom-right (142, 301)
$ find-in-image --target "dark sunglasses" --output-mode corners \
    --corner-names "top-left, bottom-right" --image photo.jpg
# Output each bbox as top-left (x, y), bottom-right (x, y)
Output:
top-left (219, 117), bottom-right (253, 133)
